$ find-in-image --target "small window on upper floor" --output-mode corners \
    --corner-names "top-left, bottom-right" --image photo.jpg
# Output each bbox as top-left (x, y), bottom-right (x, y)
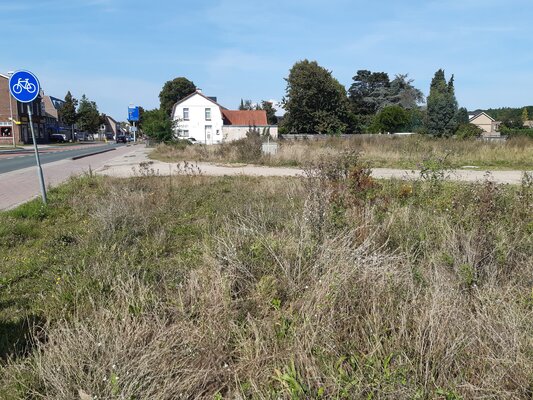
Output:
top-left (183, 108), bottom-right (189, 120)
top-left (205, 108), bottom-right (211, 121)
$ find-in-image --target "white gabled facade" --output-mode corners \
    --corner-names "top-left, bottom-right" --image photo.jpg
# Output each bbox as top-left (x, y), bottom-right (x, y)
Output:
top-left (171, 92), bottom-right (224, 144)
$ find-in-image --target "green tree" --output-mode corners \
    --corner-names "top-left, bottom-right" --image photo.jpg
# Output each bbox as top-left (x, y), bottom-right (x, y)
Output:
top-left (386, 74), bottom-right (424, 109)
top-left (77, 95), bottom-right (100, 135)
top-left (159, 77), bottom-right (196, 116)
top-left (347, 71), bottom-right (425, 133)
top-left (136, 106), bottom-right (145, 131)
top-left (371, 105), bottom-right (409, 133)
top-left (426, 69), bottom-right (458, 137)
top-left (455, 123), bottom-right (484, 139)
top-left (142, 108), bottom-right (174, 142)
top-left (239, 99), bottom-right (254, 110)
top-left (58, 91), bottom-right (78, 140)
top-left (456, 107), bottom-right (469, 125)
top-left (261, 101), bottom-right (277, 125)
top-left (484, 106), bottom-right (533, 124)
top-left (522, 108), bottom-right (529, 124)
top-left (404, 107), bottom-right (426, 133)
top-left (282, 59), bottom-right (349, 134)
top-left (348, 70), bottom-right (390, 115)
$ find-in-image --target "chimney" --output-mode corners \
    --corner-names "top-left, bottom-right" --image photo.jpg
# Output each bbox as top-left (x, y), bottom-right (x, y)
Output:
top-left (197, 88), bottom-right (202, 93)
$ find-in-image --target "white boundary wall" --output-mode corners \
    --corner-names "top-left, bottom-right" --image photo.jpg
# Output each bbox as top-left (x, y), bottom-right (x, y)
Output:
top-left (222, 126), bottom-right (278, 142)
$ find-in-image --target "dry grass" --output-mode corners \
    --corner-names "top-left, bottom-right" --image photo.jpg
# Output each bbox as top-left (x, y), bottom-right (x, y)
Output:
top-left (1, 156), bottom-right (532, 399)
top-left (150, 135), bottom-right (533, 170)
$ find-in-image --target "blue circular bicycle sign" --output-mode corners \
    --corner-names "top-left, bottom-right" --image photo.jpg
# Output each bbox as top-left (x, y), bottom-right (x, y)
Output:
top-left (9, 70), bottom-right (40, 103)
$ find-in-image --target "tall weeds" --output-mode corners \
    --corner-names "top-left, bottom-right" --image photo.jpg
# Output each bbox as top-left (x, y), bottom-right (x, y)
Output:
top-left (2, 155), bottom-right (532, 399)
top-left (150, 135), bottom-right (533, 170)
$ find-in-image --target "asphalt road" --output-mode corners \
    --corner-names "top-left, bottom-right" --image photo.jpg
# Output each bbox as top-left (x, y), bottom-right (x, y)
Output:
top-left (0, 143), bottom-right (126, 174)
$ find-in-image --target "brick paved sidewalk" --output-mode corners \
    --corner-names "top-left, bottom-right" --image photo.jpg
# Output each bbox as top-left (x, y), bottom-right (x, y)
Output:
top-left (0, 145), bottom-right (141, 210)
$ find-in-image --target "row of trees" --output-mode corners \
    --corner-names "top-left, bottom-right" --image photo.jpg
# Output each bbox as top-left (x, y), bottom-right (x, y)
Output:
top-left (482, 106), bottom-right (533, 129)
top-left (238, 99), bottom-right (277, 125)
top-left (59, 92), bottom-right (102, 136)
top-left (145, 62), bottom-right (517, 140)
top-left (281, 60), bottom-right (474, 136)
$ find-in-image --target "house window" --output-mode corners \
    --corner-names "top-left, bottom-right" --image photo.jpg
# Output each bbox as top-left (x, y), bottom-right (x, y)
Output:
top-left (0, 127), bottom-right (12, 137)
top-left (205, 108), bottom-right (211, 121)
top-left (183, 108), bottom-right (189, 120)
top-left (178, 130), bottom-right (189, 137)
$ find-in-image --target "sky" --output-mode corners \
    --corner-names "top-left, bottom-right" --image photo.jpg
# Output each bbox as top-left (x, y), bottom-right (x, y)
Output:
top-left (1, 0), bottom-right (532, 120)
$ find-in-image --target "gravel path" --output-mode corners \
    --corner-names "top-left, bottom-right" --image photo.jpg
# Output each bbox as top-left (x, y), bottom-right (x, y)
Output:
top-left (95, 146), bottom-right (531, 185)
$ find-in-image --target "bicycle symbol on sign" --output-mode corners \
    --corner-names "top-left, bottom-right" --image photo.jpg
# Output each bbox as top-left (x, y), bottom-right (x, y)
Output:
top-left (11, 78), bottom-right (37, 95)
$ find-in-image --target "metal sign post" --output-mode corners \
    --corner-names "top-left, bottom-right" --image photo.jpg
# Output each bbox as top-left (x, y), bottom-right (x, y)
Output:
top-left (9, 70), bottom-right (47, 204)
top-left (8, 91), bottom-right (15, 148)
top-left (27, 106), bottom-right (47, 204)
top-left (128, 105), bottom-right (139, 142)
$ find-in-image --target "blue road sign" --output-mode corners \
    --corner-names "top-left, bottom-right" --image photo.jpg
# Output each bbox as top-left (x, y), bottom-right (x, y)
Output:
top-left (9, 70), bottom-right (40, 103)
top-left (128, 106), bottom-right (139, 122)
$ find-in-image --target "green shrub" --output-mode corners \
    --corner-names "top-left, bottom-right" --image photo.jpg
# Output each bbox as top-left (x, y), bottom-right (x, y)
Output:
top-left (500, 127), bottom-right (533, 138)
top-left (455, 123), bottom-right (483, 139)
top-left (231, 128), bottom-right (262, 162)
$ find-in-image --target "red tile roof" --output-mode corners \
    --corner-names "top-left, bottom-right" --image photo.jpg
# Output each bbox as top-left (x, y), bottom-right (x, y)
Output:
top-left (221, 110), bottom-right (268, 126)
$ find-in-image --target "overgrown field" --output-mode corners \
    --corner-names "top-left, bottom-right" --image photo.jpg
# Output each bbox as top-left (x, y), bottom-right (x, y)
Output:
top-left (150, 134), bottom-right (533, 170)
top-left (1, 155), bottom-right (532, 399)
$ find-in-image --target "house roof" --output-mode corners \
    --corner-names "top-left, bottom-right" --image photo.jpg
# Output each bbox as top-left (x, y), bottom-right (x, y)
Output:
top-left (221, 110), bottom-right (268, 126)
top-left (106, 115), bottom-right (117, 124)
top-left (49, 96), bottom-right (65, 110)
top-left (171, 90), bottom-right (226, 117)
top-left (469, 111), bottom-right (495, 122)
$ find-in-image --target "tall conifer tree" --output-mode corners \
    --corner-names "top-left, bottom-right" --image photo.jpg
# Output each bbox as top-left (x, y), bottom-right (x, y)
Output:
top-left (426, 69), bottom-right (459, 137)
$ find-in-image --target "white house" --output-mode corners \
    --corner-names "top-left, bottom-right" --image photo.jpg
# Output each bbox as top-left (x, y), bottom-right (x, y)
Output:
top-left (171, 91), bottom-right (277, 144)
top-left (172, 91), bottom-right (225, 144)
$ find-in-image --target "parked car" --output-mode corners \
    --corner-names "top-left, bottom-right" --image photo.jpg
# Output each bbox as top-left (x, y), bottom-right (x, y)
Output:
top-left (177, 137), bottom-right (200, 145)
top-left (50, 133), bottom-right (68, 143)
top-left (76, 132), bottom-right (91, 141)
top-left (116, 135), bottom-right (127, 143)
top-left (126, 135), bottom-right (134, 142)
